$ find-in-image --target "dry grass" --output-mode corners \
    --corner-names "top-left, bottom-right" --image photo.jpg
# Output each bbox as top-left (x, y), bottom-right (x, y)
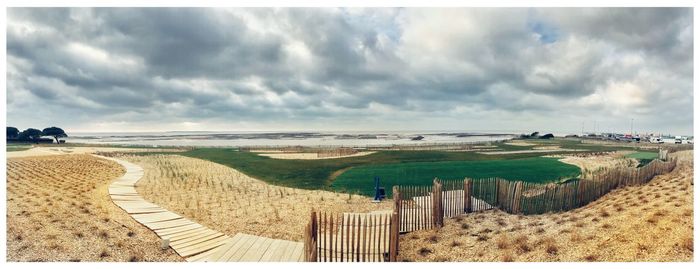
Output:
top-left (121, 154), bottom-right (392, 241)
top-left (6, 154), bottom-right (182, 262)
top-left (399, 150), bottom-right (693, 262)
top-left (557, 152), bottom-right (639, 179)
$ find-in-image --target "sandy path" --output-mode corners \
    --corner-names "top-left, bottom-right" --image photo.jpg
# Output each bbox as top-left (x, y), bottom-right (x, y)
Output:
top-left (257, 151), bottom-right (376, 160)
top-left (399, 150), bottom-right (693, 262)
top-left (504, 141), bottom-right (536, 147)
top-left (6, 146), bottom-right (182, 158)
top-left (479, 149), bottom-right (587, 155)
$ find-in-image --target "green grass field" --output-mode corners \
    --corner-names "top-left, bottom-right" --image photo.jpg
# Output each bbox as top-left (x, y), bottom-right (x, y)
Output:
top-left (6, 144), bottom-right (32, 152)
top-left (332, 157), bottom-right (581, 196)
top-left (180, 141), bottom-right (596, 192)
top-left (625, 151), bottom-right (659, 160)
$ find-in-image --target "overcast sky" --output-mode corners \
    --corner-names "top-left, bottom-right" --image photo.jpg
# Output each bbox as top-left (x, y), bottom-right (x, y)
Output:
top-left (6, 8), bottom-right (694, 135)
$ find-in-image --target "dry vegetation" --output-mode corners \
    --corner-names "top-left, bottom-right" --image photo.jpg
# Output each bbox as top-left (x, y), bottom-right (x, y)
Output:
top-left (123, 154), bottom-right (392, 241)
top-left (556, 151), bottom-right (639, 179)
top-left (6, 154), bottom-right (182, 261)
top-left (400, 150), bottom-right (693, 262)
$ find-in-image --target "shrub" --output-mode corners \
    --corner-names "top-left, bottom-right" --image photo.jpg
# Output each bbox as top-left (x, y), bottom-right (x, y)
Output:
top-left (496, 235), bottom-right (509, 249)
top-left (418, 247), bottom-right (432, 256)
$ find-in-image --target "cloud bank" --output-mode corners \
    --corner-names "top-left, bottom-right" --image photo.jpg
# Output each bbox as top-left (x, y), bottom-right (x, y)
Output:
top-left (6, 8), bottom-right (693, 134)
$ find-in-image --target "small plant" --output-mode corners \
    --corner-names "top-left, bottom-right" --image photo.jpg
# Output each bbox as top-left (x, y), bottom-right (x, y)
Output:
top-left (682, 237), bottom-right (693, 251)
top-left (99, 250), bottom-right (110, 258)
top-left (584, 254), bottom-right (598, 261)
top-left (427, 234), bottom-right (439, 243)
top-left (501, 253), bottom-right (514, 262)
top-left (545, 242), bottom-right (558, 255)
top-left (496, 235), bottom-right (509, 249)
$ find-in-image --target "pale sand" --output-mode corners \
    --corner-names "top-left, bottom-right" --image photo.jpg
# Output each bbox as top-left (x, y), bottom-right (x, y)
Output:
top-left (533, 146), bottom-right (561, 150)
top-left (399, 150), bottom-right (693, 262)
top-left (504, 141), bottom-right (537, 147)
top-left (479, 149), bottom-right (588, 155)
top-left (258, 151), bottom-right (376, 160)
top-left (6, 154), bottom-right (182, 261)
top-left (6, 146), bottom-right (183, 158)
top-left (557, 153), bottom-right (639, 178)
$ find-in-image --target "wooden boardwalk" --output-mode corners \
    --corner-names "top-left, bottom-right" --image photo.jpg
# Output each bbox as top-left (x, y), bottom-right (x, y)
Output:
top-left (97, 155), bottom-right (304, 262)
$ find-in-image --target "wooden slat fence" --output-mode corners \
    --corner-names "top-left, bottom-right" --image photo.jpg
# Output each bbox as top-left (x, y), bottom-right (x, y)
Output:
top-left (390, 158), bottom-right (677, 233)
top-left (303, 210), bottom-right (399, 262)
top-left (304, 157), bottom-right (677, 262)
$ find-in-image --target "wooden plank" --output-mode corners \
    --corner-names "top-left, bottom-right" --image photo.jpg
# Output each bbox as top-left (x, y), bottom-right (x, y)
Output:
top-left (291, 243), bottom-right (304, 262)
top-left (239, 237), bottom-right (274, 262)
top-left (167, 228), bottom-right (218, 242)
top-left (155, 224), bottom-right (204, 237)
top-left (186, 247), bottom-right (220, 262)
top-left (171, 232), bottom-right (226, 249)
top-left (271, 239), bottom-right (294, 262)
top-left (123, 208), bottom-right (168, 214)
top-left (145, 219), bottom-right (194, 230)
top-left (132, 212), bottom-right (183, 223)
top-left (176, 235), bottom-right (230, 257)
top-left (206, 234), bottom-right (246, 261)
top-left (280, 239), bottom-right (304, 262)
top-left (207, 234), bottom-right (249, 262)
top-left (163, 227), bottom-right (220, 245)
top-left (221, 234), bottom-right (258, 262)
top-left (259, 239), bottom-right (285, 262)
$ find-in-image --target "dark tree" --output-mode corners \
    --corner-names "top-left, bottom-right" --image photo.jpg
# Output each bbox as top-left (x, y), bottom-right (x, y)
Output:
top-left (19, 128), bottom-right (43, 142)
top-left (7, 127), bottom-right (19, 139)
top-left (540, 133), bottom-right (554, 139)
top-left (42, 127), bottom-right (67, 144)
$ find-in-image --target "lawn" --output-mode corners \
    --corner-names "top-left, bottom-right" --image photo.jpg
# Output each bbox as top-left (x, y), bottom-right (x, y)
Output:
top-left (625, 151), bottom-right (659, 167)
top-left (332, 157), bottom-right (581, 196)
top-left (6, 144), bottom-right (32, 152)
top-left (625, 151), bottom-right (659, 160)
top-left (180, 145), bottom-right (588, 192)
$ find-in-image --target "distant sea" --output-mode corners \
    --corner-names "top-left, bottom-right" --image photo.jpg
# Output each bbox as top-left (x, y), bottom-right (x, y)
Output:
top-left (66, 131), bottom-right (518, 147)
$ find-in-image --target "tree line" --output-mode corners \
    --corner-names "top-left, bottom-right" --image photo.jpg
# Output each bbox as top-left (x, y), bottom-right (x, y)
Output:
top-left (6, 126), bottom-right (67, 144)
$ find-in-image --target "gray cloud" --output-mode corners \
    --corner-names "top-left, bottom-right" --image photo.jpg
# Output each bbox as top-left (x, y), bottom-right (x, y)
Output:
top-left (6, 7), bottom-right (693, 134)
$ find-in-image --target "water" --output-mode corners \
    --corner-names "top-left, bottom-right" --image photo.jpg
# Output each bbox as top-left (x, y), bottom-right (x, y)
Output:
top-left (66, 131), bottom-right (516, 147)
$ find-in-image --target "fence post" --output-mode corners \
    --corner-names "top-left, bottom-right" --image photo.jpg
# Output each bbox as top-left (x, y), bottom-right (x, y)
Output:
top-left (388, 212), bottom-right (399, 262)
top-left (432, 178), bottom-right (443, 228)
top-left (392, 186), bottom-right (401, 233)
top-left (512, 181), bottom-right (523, 214)
top-left (304, 210), bottom-right (318, 262)
top-left (464, 178), bottom-right (472, 213)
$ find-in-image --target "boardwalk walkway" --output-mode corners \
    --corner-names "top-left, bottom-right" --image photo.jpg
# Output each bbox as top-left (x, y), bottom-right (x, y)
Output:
top-left (97, 155), bottom-right (303, 262)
